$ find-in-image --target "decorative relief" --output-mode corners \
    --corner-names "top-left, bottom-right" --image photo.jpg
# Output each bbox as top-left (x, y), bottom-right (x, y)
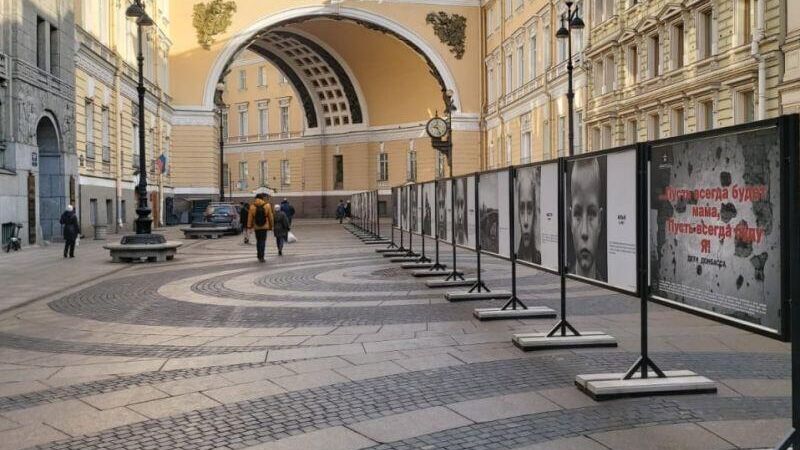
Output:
top-left (192, 0), bottom-right (237, 50)
top-left (426, 12), bottom-right (467, 60)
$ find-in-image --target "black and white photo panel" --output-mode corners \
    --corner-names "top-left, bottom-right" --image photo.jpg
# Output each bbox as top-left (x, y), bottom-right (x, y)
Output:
top-left (453, 177), bottom-right (469, 246)
top-left (422, 182), bottom-right (435, 237)
top-left (478, 172), bottom-right (499, 254)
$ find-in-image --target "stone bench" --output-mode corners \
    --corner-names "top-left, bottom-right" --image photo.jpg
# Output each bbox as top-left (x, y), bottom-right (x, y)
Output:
top-left (104, 241), bottom-right (182, 263)
top-left (181, 227), bottom-right (229, 239)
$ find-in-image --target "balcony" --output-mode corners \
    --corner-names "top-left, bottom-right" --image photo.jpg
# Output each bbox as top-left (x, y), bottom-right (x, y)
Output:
top-left (12, 58), bottom-right (73, 101)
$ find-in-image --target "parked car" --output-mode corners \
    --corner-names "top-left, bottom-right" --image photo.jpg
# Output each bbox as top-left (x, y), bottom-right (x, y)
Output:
top-left (194, 203), bottom-right (242, 235)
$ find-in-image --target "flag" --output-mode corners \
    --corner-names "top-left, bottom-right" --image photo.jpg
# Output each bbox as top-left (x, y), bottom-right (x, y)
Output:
top-left (156, 154), bottom-right (167, 174)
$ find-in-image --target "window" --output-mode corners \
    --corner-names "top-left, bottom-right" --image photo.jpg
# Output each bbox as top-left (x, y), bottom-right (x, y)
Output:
top-left (698, 100), bottom-right (714, 131)
top-left (258, 66), bottom-right (267, 87)
top-left (258, 102), bottom-right (268, 138)
top-left (521, 131), bottom-right (532, 163)
top-left (280, 104), bottom-right (289, 136)
top-left (738, 0), bottom-right (754, 45)
top-left (529, 34), bottom-right (537, 79)
top-left (281, 159), bottom-right (291, 185)
top-left (37, 17), bottom-right (48, 72)
top-left (604, 54), bottom-right (616, 92)
top-left (517, 46), bottom-right (525, 87)
top-left (407, 148), bottom-right (417, 181)
top-left (378, 153), bottom-right (389, 182)
top-left (648, 113), bottom-right (660, 140)
top-left (543, 26), bottom-right (551, 68)
top-left (698, 8), bottom-right (714, 59)
top-left (505, 54), bottom-right (513, 94)
top-left (238, 69), bottom-right (246, 90)
top-left (106, 199), bottom-right (113, 225)
top-left (626, 119), bottom-right (638, 144)
top-left (121, 200), bottom-right (126, 223)
top-left (671, 22), bottom-right (684, 70)
top-left (557, 116), bottom-right (566, 156)
top-left (237, 104), bottom-right (248, 139)
top-left (238, 161), bottom-right (248, 190)
top-left (594, 0), bottom-right (605, 24)
top-left (504, 0), bottom-right (512, 18)
top-left (575, 111), bottom-right (584, 153)
top-left (736, 89), bottom-right (755, 123)
top-left (488, 66), bottom-right (495, 102)
top-left (49, 24), bottom-right (58, 76)
top-left (90, 199), bottom-right (98, 226)
top-left (648, 34), bottom-right (661, 78)
top-left (602, 123), bottom-right (613, 149)
top-left (671, 107), bottom-right (685, 136)
top-left (591, 127), bottom-right (601, 151)
top-left (259, 160), bottom-right (268, 186)
top-left (594, 59), bottom-right (605, 95)
top-left (85, 99), bottom-right (95, 159)
top-left (627, 45), bottom-right (638, 85)
top-left (505, 135), bottom-right (512, 164)
top-left (558, 36), bottom-right (567, 64)
top-left (101, 107), bottom-right (110, 162)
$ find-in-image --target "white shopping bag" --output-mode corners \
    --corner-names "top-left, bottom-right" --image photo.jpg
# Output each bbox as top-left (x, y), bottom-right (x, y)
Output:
top-left (287, 231), bottom-right (297, 243)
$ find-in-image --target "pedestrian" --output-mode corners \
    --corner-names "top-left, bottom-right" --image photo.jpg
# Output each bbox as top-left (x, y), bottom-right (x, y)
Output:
top-left (247, 193), bottom-right (274, 262)
top-left (345, 200), bottom-right (352, 218)
top-left (273, 204), bottom-right (290, 256)
top-left (280, 198), bottom-right (295, 226)
top-left (336, 200), bottom-right (346, 224)
top-left (60, 205), bottom-right (80, 258)
top-left (240, 202), bottom-right (250, 244)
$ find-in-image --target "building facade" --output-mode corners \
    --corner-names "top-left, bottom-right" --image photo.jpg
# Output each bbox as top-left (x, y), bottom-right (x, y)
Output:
top-left (0, 0), bottom-right (77, 246)
top-left (74, 0), bottom-right (174, 232)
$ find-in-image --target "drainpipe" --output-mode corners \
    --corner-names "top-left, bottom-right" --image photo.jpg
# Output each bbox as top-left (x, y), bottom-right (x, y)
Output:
top-left (752, 0), bottom-right (766, 120)
top-left (114, 58), bottom-right (122, 234)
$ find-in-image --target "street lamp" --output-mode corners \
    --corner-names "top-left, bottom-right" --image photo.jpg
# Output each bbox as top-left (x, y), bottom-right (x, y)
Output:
top-left (215, 82), bottom-right (225, 201)
top-left (124, 0), bottom-right (160, 242)
top-left (556, 0), bottom-right (584, 158)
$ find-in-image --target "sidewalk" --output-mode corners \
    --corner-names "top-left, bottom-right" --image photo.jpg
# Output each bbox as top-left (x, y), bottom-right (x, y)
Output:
top-left (0, 226), bottom-right (184, 314)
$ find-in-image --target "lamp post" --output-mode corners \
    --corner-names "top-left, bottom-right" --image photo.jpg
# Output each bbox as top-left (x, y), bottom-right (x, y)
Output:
top-left (556, 0), bottom-right (584, 158)
top-left (215, 82), bottom-right (225, 201)
top-left (442, 89), bottom-right (463, 282)
top-left (125, 0), bottom-right (156, 237)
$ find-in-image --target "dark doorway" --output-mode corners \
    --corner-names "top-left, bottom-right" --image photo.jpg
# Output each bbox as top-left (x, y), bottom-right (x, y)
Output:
top-left (334, 155), bottom-right (343, 190)
top-left (37, 116), bottom-right (65, 242)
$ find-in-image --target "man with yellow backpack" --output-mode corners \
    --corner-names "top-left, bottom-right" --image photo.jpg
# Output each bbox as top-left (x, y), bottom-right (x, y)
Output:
top-left (247, 193), bottom-right (274, 262)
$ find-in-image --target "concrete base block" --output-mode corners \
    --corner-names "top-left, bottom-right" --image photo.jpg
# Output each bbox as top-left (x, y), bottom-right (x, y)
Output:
top-left (575, 370), bottom-right (717, 401)
top-left (363, 240), bottom-right (390, 245)
top-left (104, 241), bottom-right (182, 263)
top-left (382, 252), bottom-right (409, 258)
top-left (444, 291), bottom-right (512, 302)
top-left (473, 306), bottom-right (557, 320)
top-left (375, 248), bottom-right (400, 253)
top-left (426, 278), bottom-right (477, 288)
top-left (411, 269), bottom-right (453, 277)
top-left (401, 262), bottom-right (435, 269)
top-left (389, 256), bottom-right (421, 263)
top-left (512, 331), bottom-right (617, 351)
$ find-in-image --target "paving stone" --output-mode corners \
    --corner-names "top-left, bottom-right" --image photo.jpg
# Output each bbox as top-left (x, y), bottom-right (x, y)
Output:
top-left (220, 366), bottom-right (296, 385)
top-left (271, 370), bottom-right (349, 391)
top-left (128, 393), bottom-right (220, 419)
top-left (720, 379), bottom-right (790, 397)
top-left (515, 436), bottom-right (610, 450)
top-left (82, 386), bottom-right (168, 410)
top-left (154, 375), bottom-right (233, 396)
top-left (334, 362), bottom-right (408, 381)
top-left (537, 387), bottom-right (598, 410)
top-left (698, 418), bottom-right (791, 449)
top-left (0, 424), bottom-right (69, 449)
top-left (244, 426), bottom-right (375, 450)
top-left (589, 423), bottom-right (734, 450)
top-left (395, 354), bottom-right (463, 372)
top-left (203, 380), bottom-right (286, 404)
top-left (267, 345), bottom-right (365, 362)
top-left (281, 357), bottom-right (353, 374)
top-left (161, 352), bottom-right (267, 371)
top-left (349, 406), bottom-right (473, 443)
top-left (447, 391), bottom-right (561, 423)
top-left (42, 406), bottom-right (147, 437)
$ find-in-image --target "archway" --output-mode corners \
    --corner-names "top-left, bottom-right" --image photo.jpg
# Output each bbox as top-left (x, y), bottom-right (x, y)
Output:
top-left (36, 115), bottom-right (65, 242)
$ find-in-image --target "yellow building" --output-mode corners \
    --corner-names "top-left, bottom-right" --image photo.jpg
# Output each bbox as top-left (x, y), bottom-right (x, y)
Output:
top-left (74, 0), bottom-right (173, 231)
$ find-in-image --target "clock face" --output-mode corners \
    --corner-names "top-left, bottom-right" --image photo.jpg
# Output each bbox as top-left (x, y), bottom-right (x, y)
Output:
top-left (426, 118), bottom-right (448, 138)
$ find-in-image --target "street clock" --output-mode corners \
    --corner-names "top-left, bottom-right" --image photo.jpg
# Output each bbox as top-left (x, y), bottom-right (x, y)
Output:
top-left (426, 117), bottom-right (448, 139)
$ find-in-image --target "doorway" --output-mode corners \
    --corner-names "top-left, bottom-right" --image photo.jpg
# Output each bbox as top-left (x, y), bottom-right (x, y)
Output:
top-left (333, 155), bottom-right (343, 190)
top-left (36, 116), bottom-right (65, 242)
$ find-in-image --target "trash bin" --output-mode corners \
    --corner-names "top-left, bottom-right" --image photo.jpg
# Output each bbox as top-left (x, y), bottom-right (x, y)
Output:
top-left (94, 224), bottom-right (108, 240)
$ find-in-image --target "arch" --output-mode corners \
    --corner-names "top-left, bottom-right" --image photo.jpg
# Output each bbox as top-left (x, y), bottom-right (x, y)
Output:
top-left (202, 6), bottom-right (461, 113)
top-left (36, 113), bottom-right (65, 242)
top-left (36, 112), bottom-right (61, 154)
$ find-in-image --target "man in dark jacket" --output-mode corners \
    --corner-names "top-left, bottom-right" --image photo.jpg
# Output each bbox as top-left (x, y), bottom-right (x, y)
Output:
top-left (59, 205), bottom-right (80, 258)
top-left (273, 204), bottom-right (290, 256)
top-left (280, 198), bottom-right (295, 226)
top-left (336, 200), bottom-right (346, 223)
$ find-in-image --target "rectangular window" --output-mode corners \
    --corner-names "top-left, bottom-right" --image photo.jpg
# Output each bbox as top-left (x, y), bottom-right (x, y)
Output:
top-left (258, 66), bottom-right (267, 86)
top-left (238, 106), bottom-right (248, 139)
top-left (504, 135), bottom-right (512, 164)
top-left (595, 0), bottom-right (605, 23)
top-left (602, 123), bottom-right (613, 149)
top-left (671, 107), bottom-right (685, 136)
top-left (505, 54), bottom-right (513, 94)
top-left (101, 107), bottom-right (110, 162)
top-left (259, 160), bottom-right (268, 186)
top-left (591, 127), bottom-right (601, 151)
top-left (407, 149), bottom-right (417, 181)
top-left (594, 60), bottom-right (605, 95)
top-left (604, 54), bottom-right (615, 92)
top-left (280, 105), bottom-right (289, 136)
top-left (529, 35), bottom-right (537, 79)
top-left (281, 159), bottom-right (291, 185)
top-left (521, 131), bottom-right (532, 163)
top-left (558, 36), bottom-right (567, 64)
top-left (648, 113), bottom-right (660, 140)
top-left (736, 90), bottom-right (755, 123)
top-left (238, 69), bottom-right (246, 90)
top-left (0, 144), bottom-right (5, 168)
top-left (671, 22), bottom-right (684, 70)
top-left (575, 111), bottom-right (584, 153)
top-left (649, 34), bottom-right (660, 78)
top-left (89, 199), bottom-right (98, 226)
top-left (238, 161), bottom-right (248, 190)
top-left (626, 119), bottom-right (638, 144)
top-left (258, 104), bottom-right (268, 138)
top-left (740, 0), bottom-right (753, 45)
top-left (698, 9), bottom-right (714, 59)
top-left (627, 45), bottom-right (638, 85)
top-left (699, 100), bottom-right (714, 131)
top-left (517, 46), bottom-right (525, 87)
top-left (378, 153), bottom-right (389, 182)
top-left (85, 99), bottom-right (95, 159)
top-left (106, 199), bottom-right (113, 225)
top-left (37, 17), bottom-right (48, 71)
top-left (49, 24), bottom-right (58, 76)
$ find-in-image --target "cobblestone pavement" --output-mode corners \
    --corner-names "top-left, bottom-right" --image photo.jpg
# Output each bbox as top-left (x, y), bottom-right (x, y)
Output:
top-left (0, 221), bottom-right (791, 449)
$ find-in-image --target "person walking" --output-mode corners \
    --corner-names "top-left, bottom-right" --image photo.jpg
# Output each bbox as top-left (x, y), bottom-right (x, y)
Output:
top-left (280, 198), bottom-right (295, 226)
top-left (273, 204), bottom-right (290, 256)
top-left (240, 202), bottom-right (250, 244)
top-left (336, 200), bottom-right (346, 224)
top-left (59, 205), bottom-right (80, 258)
top-left (247, 194), bottom-right (274, 262)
